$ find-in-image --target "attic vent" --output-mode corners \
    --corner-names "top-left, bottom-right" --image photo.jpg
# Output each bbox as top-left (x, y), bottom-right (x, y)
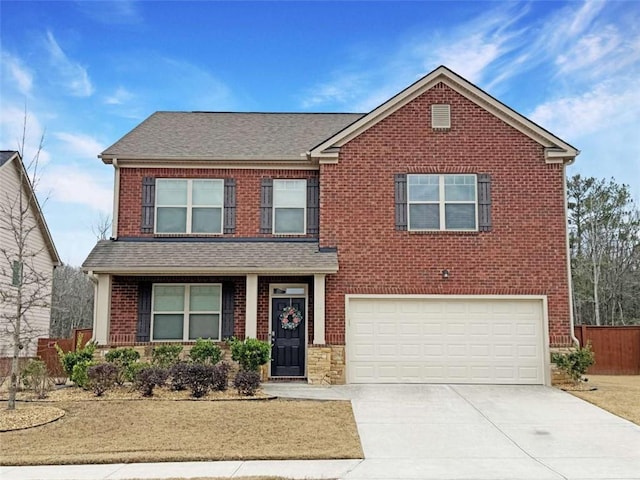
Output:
top-left (431, 104), bottom-right (451, 129)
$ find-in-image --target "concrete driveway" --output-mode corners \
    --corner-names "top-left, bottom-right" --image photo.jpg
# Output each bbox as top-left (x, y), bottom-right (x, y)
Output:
top-left (264, 383), bottom-right (640, 480)
top-left (3, 384), bottom-right (639, 480)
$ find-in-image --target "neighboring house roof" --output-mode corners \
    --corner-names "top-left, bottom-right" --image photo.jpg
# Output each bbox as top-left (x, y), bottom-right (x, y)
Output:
top-left (83, 239), bottom-right (338, 274)
top-left (99, 112), bottom-right (364, 163)
top-left (308, 65), bottom-right (579, 164)
top-left (0, 151), bottom-right (15, 167)
top-left (0, 150), bottom-right (61, 266)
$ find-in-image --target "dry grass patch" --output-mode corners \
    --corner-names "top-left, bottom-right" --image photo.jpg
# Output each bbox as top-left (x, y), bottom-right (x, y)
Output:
top-left (564, 375), bottom-right (640, 425)
top-left (0, 399), bottom-right (363, 466)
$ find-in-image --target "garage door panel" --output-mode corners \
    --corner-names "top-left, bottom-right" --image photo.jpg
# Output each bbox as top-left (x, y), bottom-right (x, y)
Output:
top-left (347, 297), bottom-right (545, 384)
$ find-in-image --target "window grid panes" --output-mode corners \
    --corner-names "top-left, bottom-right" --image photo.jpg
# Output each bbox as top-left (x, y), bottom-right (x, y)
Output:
top-left (155, 179), bottom-right (223, 234)
top-left (273, 179), bottom-right (306, 234)
top-left (408, 174), bottom-right (477, 231)
top-left (151, 284), bottom-right (222, 341)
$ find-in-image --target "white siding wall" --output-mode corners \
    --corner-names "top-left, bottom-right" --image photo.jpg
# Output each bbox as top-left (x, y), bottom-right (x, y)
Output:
top-left (0, 160), bottom-right (55, 358)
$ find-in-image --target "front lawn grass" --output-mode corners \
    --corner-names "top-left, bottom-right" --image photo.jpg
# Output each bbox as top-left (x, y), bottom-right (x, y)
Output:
top-left (566, 375), bottom-right (640, 425)
top-left (0, 399), bottom-right (363, 466)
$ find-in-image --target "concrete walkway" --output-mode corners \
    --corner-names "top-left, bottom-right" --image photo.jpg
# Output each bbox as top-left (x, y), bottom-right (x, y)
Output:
top-left (2, 384), bottom-right (639, 480)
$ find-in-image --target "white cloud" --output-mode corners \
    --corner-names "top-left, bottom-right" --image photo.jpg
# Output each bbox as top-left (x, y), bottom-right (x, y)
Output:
top-left (53, 132), bottom-right (104, 159)
top-left (44, 30), bottom-right (94, 97)
top-left (39, 166), bottom-right (112, 214)
top-left (0, 104), bottom-right (52, 166)
top-left (104, 86), bottom-right (134, 105)
top-left (76, 0), bottom-right (142, 25)
top-left (301, 74), bottom-right (367, 109)
top-left (1, 51), bottom-right (33, 95)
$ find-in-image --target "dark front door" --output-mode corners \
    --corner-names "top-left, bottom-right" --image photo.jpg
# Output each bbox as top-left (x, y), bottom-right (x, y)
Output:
top-left (271, 297), bottom-right (305, 377)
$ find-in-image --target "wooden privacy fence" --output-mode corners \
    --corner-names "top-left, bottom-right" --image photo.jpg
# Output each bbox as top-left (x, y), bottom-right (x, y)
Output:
top-left (37, 328), bottom-right (93, 377)
top-left (574, 325), bottom-right (640, 375)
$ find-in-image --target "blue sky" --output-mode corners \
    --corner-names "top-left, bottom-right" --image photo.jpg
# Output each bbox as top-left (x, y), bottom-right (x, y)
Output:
top-left (1, 1), bottom-right (639, 266)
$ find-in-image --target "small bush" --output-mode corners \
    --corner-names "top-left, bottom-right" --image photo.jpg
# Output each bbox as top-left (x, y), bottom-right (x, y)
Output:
top-left (189, 338), bottom-right (222, 364)
top-left (71, 360), bottom-right (96, 389)
top-left (87, 363), bottom-right (118, 396)
top-left (134, 366), bottom-right (168, 397)
top-left (552, 343), bottom-right (595, 383)
top-left (105, 348), bottom-right (140, 385)
top-left (124, 361), bottom-right (150, 383)
top-left (152, 344), bottom-right (183, 368)
top-left (169, 361), bottom-right (190, 391)
top-left (21, 360), bottom-right (51, 399)
top-left (228, 337), bottom-right (270, 372)
top-left (211, 362), bottom-right (230, 391)
top-left (56, 338), bottom-right (96, 378)
top-left (185, 363), bottom-right (214, 398)
top-left (233, 370), bottom-right (261, 396)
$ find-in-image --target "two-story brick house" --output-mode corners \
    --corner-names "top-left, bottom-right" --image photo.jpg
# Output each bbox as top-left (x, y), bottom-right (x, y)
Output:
top-left (83, 66), bottom-right (578, 385)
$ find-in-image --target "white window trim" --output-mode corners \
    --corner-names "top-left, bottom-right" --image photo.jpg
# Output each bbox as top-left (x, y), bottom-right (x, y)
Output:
top-left (154, 179), bottom-right (224, 234)
top-left (408, 174), bottom-right (478, 231)
top-left (150, 283), bottom-right (222, 342)
top-left (272, 179), bottom-right (307, 235)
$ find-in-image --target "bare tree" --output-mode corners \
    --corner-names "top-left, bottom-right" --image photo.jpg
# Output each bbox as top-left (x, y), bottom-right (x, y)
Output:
top-left (0, 117), bottom-right (52, 410)
top-left (50, 265), bottom-right (94, 338)
top-left (91, 213), bottom-right (112, 241)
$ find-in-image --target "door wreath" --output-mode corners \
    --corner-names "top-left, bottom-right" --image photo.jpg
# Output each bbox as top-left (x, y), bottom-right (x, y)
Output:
top-left (279, 305), bottom-right (303, 330)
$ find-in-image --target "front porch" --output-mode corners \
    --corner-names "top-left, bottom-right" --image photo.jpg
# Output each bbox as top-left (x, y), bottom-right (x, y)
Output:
top-left (83, 240), bottom-right (342, 384)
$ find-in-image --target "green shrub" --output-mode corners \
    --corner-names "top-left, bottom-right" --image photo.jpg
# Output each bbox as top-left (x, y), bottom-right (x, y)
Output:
top-left (151, 344), bottom-right (183, 368)
top-left (134, 366), bottom-right (168, 397)
top-left (87, 363), bottom-right (117, 396)
top-left (21, 360), bottom-right (51, 399)
top-left (124, 361), bottom-right (150, 383)
top-left (55, 337), bottom-right (96, 378)
top-left (189, 338), bottom-right (222, 364)
top-left (552, 343), bottom-right (595, 383)
top-left (233, 370), bottom-right (260, 396)
top-left (169, 361), bottom-right (190, 391)
top-left (71, 360), bottom-right (96, 389)
top-left (211, 362), bottom-right (230, 391)
top-left (105, 348), bottom-right (140, 385)
top-left (228, 337), bottom-right (270, 372)
top-left (185, 363), bottom-right (214, 398)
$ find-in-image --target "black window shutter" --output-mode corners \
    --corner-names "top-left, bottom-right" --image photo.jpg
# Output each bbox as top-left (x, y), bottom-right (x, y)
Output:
top-left (221, 282), bottom-right (235, 339)
top-left (260, 178), bottom-right (273, 233)
top-left (307, 177), bottom-right (320, 235)
top-left (137, 282), bottom-right (152, 342)
top-left (394, 173), bottom-right (407, 231)
top-left (478, 173), bottom-right (492, 231)
top-left (223, 178), bottom-right (236, 234)
top-left (141, 177), bottom-right (155, 233)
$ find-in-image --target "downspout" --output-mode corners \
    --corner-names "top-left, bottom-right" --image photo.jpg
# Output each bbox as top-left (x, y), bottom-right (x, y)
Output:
top-left (563, 165), bottom-right (580, 347)
top-left (111, 158), bottom-right (120, 239)
top-left (86, 271), bottom-right (99, 344)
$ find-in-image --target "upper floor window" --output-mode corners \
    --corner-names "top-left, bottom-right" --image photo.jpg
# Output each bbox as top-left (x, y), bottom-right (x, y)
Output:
top-left (155, 179), bottom-right (223, 234)
top-left (152, 284), bottom-right (222, 341)
top-left (273, 179), bottom-right (307, 234)
top-left (408, 174), bottom-right (477, 230)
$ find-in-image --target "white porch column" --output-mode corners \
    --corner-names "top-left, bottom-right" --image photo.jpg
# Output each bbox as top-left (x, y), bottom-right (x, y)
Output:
top-left (245, 274), bottom-right (258, 338)
top-left (92, 273), bottom-right (111, 345)
top-left (313, 274), bottom-right (326, 345)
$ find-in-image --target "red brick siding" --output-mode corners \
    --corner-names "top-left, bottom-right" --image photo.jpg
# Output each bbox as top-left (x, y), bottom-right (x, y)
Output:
top-left (320, 83), bottom-right (572, 347)
top-left (117, 168), bottom-right (318, 238)
top-left (109, 276), bottom-right (246, 345)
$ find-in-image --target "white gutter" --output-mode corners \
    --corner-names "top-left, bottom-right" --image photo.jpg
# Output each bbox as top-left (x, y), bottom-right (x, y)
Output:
top-left (111, 158), bottom-right (119, 238)
top-left (563, 166), bottom-right (580, 347)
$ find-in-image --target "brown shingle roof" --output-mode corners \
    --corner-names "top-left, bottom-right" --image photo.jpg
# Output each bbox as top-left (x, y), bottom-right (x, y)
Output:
top-left (100, 112), bottom-right (364, 161)
top-left (82, 240), bottom-right (338, 274)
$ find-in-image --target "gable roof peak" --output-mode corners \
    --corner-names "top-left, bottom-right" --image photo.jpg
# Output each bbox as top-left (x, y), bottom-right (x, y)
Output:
top-left (308, 65), bottom-right (578, 164)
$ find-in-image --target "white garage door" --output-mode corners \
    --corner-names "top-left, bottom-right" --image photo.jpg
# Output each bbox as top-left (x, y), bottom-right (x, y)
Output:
top-left (347, 297), bottom-right (546, 384)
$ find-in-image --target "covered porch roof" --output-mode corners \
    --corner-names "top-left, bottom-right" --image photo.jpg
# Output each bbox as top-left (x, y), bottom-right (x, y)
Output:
top-left (82, 239), bottom-right (338, 275)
